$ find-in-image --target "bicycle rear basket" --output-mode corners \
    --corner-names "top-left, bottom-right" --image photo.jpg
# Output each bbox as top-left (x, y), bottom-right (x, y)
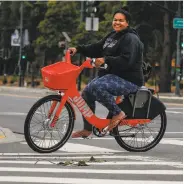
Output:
top-left (41, 62), bottom-right (79, 90)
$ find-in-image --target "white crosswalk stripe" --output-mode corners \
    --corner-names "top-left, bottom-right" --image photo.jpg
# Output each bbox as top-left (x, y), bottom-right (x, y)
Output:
top-left (0, 153), bottom-right (182, 184)
top-left (0, 177), bottom-right (182, 184)
top-left (20, 141), bottom-right (123, 152)
top-left (20, 137), bottom-right (183, 149)
top-left (1, 135), bottom-right (183, 183)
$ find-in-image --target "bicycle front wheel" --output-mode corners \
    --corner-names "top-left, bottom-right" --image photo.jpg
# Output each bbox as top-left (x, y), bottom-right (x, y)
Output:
top-left (113, 111), bottom-right (167, 152)
top-left (24, 95), bottom-right (75, 153)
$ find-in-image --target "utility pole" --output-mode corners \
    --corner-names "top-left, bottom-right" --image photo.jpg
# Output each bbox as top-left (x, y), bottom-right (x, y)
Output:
top-left (175, 1), bottom-right (182, 96)
top-left (85, 1), bottom-right (99, 82)
top-left (18, 1), bottom-right (23, 87)
top-left (89, 11), bottom-right (95, 82)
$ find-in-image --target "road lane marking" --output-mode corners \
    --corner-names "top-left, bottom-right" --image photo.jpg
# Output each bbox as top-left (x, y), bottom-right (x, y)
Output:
top-left (0, 155), bottom-right (169, 160)
top-left (159, 96), bottom-right (183, 99)
top-left (58, 142), bottom-right (121, 152)
top-left (0, 152), bottom-right (115, 156)
top-left (164, 132), bottom-right (183, 134)
top-left (0, 93), bottom-right (41, 99)
top-left (0, 112), bottom-right (27, 116)
top-left (164, 103), bottom-right (183, 106)
top-left (160, 139), bottom-right (183, 146)
top-left (20, 138), bottom-right (183, 147)
top-left (0, 177), bottom-right (182, 184)
top-left (20, 142), bottom-right (122, 153)
top-left (0, 160), bottom-right (182, 168)
top-left (0, 167), bottom-right (182, 175)
top-left (166, 111), bottom-right (183, 114)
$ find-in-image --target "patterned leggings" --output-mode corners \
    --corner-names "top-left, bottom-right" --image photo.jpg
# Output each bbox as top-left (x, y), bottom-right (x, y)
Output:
top-left (82, 74), bottom-right (139, 131)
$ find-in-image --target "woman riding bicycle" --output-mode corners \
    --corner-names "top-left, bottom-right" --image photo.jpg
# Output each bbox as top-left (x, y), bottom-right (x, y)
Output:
top-left (69, 6), bottom-right (144, 138)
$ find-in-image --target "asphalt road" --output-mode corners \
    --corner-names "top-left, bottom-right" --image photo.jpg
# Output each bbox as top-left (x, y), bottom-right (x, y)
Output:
top-left (0, 92), bottom-right (183, 184)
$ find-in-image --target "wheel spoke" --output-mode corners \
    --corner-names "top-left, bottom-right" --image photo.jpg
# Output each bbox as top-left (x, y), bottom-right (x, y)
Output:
top-left (25, 96), bottom-right (74, 152)
top-left (115, 112), bottom-right (166, 151)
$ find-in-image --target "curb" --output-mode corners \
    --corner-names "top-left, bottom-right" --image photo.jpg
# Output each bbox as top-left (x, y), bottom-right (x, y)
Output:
top-left (0, 127), bottom-right (21, 144)
top-left (0, 86), bottom-right (50, 94)
top-left (158, 96), bottom-right (183, 104)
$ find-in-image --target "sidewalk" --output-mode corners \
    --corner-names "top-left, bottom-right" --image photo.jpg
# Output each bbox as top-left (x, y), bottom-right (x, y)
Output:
top-left (0, 126), bottom-right (22, 144)
top-left (0, 86), bottom-right (183, 104)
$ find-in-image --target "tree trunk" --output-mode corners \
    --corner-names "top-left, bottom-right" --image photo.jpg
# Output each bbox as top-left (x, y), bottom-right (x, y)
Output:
top-left (159, 1), bottom-right (171, 92)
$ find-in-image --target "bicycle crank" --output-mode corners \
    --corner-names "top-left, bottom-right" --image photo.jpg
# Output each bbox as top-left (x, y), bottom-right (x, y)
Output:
top-left (92, 127), bottom-right (107, 137)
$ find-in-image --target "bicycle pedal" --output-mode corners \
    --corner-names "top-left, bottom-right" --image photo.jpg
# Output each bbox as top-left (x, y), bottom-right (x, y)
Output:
top-left (102, 126), bottom-right (109, 134)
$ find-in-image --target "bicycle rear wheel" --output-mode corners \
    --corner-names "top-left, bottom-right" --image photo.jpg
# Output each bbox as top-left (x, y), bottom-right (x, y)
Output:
top-left (113, 111), bottom-right (167, 152)
top-left (24, 95), bottom-right (75, 153)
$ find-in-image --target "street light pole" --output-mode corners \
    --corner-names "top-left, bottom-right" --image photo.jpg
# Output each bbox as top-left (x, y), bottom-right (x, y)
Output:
top-left (18, 1), bottom-right (23, 87)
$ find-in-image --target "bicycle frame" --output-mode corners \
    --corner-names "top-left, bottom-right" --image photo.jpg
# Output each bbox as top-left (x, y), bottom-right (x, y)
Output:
top-left (47, 51), bottom-right (151, 131)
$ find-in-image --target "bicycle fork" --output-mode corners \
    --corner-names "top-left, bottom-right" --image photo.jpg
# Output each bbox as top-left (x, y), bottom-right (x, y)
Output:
top-left (48, 93), bottom-right (69, 128)
top-left (48, 101), bottom-right (58, 119)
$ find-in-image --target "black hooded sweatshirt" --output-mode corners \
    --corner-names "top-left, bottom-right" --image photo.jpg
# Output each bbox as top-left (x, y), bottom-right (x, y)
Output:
top-left (76, 27), bottom-right (144, 87)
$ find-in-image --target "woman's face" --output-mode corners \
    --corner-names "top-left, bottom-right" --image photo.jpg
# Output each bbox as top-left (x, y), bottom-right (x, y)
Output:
top-left (112, 13), bottom-right (129, 32)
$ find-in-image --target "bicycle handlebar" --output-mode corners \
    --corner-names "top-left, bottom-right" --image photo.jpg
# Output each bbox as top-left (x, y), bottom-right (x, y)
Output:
top-left (65, 50), bottom-right (108, 70)
top-left (65, 50), bottom-right (72, 64)
top-left (91, 58), bottom-right (108, 69)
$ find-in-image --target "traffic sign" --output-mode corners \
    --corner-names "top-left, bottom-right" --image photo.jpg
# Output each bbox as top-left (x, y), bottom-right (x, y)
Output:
top-left (85, 17), bottom-right (99, 31)
top-left (173, 18), bottom-right (183, 29)
top-left (11, 30), bottom-right (20, 46)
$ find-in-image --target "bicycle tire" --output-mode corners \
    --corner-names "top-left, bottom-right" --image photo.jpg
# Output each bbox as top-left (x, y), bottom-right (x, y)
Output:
top-left (113, 111), bottom-right (167, 152)
top-left (24, 95), bottom-right (75, 153)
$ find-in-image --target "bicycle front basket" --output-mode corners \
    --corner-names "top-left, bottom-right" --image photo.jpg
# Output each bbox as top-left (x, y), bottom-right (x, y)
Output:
top-left (41, 62), bottom-right (79, 90)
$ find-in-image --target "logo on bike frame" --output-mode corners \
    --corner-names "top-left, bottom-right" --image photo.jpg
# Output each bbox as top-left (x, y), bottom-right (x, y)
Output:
top-left (73, 96), bottom-right (93, 118)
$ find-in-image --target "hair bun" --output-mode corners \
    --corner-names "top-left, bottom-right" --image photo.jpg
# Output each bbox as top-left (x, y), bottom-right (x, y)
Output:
top-left (121, 6), bottom-right (129, 12)
top-left (113, 6), bottom-right (131, 23)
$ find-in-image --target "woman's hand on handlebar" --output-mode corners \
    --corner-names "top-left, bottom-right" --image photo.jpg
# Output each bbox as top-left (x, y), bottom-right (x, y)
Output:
top-left (95, 58), bottom-right (105, 68)
top-left (68, 47), bottom-right (77, 56)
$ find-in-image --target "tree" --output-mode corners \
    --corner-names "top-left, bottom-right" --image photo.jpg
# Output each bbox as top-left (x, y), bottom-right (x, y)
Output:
top-left (36, 1), bottom-right (80, 61)
top-left (0, 0), bottom-right (180, 92)
top-left (34, 1), bottom-right (80, 64)
top-left (128, 1), bottom-right (179, 92)
top-left (159, 1), bottom-right (171, 92)
top-left (0, 1), bottom-right (47, 75)
top-left (0, 2), bottom-right (17, 75)
top-left (72, 1), bottom-right (127, 46)
top-left (0, 2), bottom-right (12, 49)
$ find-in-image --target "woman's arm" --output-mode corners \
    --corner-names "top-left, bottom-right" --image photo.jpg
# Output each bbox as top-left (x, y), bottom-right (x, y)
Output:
top-left (77, 40), bottom-right (104, 58)
top-left (76, 32), bottom-right (113, 58)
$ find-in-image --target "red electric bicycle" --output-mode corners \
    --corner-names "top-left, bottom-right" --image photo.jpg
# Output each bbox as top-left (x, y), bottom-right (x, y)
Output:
top-left (24, 50), bottom-right (167, 153)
